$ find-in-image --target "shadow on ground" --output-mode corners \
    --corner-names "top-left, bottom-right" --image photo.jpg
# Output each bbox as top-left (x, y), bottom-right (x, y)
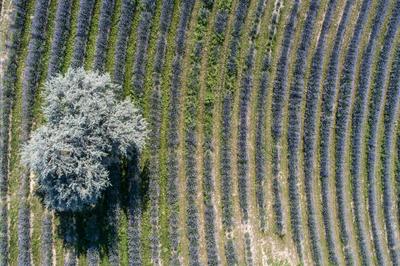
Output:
top-left (52, 154), bottom-right (150, 260)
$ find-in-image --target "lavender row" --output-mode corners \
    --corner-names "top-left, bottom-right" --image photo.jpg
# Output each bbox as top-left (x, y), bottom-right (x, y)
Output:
top-left (149, 157), bottom-right (161, 264)
top-left (127, 149), bottom-right (142, 265)
top-left (350, 0), bottom-right (388, 264)
top-left (0, 0), bottom-right (28, 264)
top-left (302, 0), bottom-right (336, 263)
top-left (254, 0), bottom-right (282, 233)
top-left (237, 46), bottom-right (254, 263)
top-left (152, 0), bottom-right (173, 79)
top-left (397, 134), bottom-right (400, 225)
top-left (71, 0), bottom-right (96, 68)
top-left (319, 0), bottom-right (353, 264)
top-left (220, 0), bottom-right (250, 262)
top-left (237, 0), bottom-right (266, 225)
top-left (271, 0), bottom-right (300, 237)
top-left (114, 2), bottom-right (138, 264)
top-left (381, 44), bottom-right (400, 266)
top-left (86, 213), bottom-right (100, 266)
top-left (185, 130), bottom-right (201, 265)
top-left (145, 0), bottom-right (167, 262)
top-left (366, 2), bottom-right (400, 264)
top-left (248, 0), bottom-right (266, 41)
top-left (132, 0), bottom-right (156, 97)
top-left (220, 95), bottom-right (237, 265)
top-left (106, 165), bottom-right (120, 264)
top-left (203, 151), bottom-right (219, 265)
top-left (224, 0), bottom-right (250, 95)
top-left (287, 0), bottom-right (320, 260)
top-left (19, 0), bottom-right (51, 264)
top-left (202, 2), bottom-right (233, 265)
top-left (254, 55), bottom-right (270, 232)
top-left (184, 1), bottom-right (214, 264)
top-left (21, 0), bottom-right (50, 139)
top-left (168, 152), bottom-right (180, 265)
top-left (113, 0), bottom-right (136, 84)
top-left (60, 213), bottom-right (78, 266)
top-left (47, 0), bottom-right (73, 77)
top-left (236, 0), bottom-right (267, 263)
top-left (334, 0), bottom-right (371, 264)
top-left (107, 192), bottom-right (120, 265)
top-left (167, 0), bottom-right (195, 263)
top-left (147, 0), bottom-right (174, 264)
top-left (271, 0), bottom-right (299, 142)
top-left (41, 211), bottom-right (52, 266)
top-left (93, 0), bottom-right (116, 72)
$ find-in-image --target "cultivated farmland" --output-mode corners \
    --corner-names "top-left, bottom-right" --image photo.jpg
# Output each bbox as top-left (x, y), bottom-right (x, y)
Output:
top-left (1, 0), bottom-right (400, 265)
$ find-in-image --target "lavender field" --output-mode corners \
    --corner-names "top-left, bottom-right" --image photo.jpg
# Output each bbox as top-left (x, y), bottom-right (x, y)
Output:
top-left (0, 0), bottom-right (400, 265)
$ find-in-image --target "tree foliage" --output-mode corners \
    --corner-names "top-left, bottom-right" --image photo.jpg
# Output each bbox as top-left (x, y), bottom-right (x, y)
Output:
top-left (21, 68), bottom-right (148, 212)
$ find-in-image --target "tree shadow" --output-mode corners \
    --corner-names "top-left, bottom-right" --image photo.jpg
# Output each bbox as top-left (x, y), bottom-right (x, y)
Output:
top-left (53, 151), bottom-right (151, 261)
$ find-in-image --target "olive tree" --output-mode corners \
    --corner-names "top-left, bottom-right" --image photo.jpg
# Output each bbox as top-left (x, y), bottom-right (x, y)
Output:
top-left (21, 68), bottom-right (148, 212)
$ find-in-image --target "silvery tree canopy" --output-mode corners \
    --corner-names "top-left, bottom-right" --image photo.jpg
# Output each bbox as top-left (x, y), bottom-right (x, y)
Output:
top-left (21, 68), bottom-right (148, 212)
